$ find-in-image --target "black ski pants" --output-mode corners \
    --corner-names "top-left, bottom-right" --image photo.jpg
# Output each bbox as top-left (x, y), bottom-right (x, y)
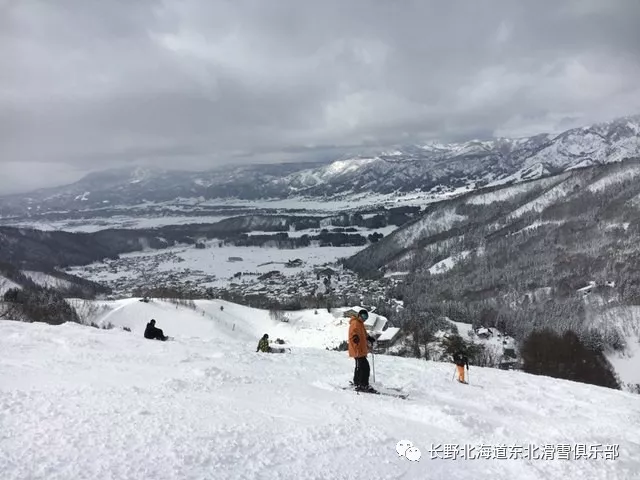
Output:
top-left (145, 328), bottom-right (167, 341)
top-left (353, 356), bottom-right (370, 387)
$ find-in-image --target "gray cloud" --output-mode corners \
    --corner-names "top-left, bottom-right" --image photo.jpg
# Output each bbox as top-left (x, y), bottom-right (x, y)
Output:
top-left (1, 0), bottom-right (639, 193)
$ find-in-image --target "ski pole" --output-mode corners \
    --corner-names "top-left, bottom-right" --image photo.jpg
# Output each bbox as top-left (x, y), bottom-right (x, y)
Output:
top-left (372, 350), bottom-right (376, 383)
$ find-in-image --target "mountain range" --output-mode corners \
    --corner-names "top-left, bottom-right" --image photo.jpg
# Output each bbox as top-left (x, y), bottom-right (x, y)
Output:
top-left (0, 114), bottom-right (639, 218)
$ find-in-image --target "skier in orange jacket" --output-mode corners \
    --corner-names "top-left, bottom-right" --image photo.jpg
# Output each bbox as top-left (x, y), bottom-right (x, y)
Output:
top-left (348, 309), bottom-right (377, 392)
top-left (453, 351), bottom-right (469, 383)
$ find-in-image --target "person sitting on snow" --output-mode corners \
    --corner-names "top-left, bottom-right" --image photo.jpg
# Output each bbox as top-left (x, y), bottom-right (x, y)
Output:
top-left (144, 319), bottom-right (168, 341)
top-left (257, 333), bottom-right (271, 353)
top-left (453, 350), bottom-right (469, 383)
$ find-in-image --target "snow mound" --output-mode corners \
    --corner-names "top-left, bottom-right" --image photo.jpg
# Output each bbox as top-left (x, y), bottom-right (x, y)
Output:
top-left (1, 319), bottom-right (638, 479)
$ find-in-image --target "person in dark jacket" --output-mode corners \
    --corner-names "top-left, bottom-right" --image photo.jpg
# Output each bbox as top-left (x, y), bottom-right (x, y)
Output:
top-left (257, 333), bottom-right (271, 352)
top-left (453, 350), bottom-right (469, 383)
top-left (144, 319), bottom-right (168, 341)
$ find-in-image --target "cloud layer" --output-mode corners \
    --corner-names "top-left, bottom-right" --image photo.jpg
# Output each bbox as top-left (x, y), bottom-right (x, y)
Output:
top-left (1, 0), bottom-right (639, 193)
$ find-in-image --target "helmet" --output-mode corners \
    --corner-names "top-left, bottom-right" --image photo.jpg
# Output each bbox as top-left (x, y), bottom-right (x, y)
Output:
top-left (359, 309), bottom-right (369, 321)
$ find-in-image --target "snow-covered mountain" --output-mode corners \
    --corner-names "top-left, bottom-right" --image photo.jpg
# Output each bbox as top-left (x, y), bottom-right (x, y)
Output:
top-left (2, 298), bottom-right (638, 479)
top-left (1, 115), bottom-right (639, 217)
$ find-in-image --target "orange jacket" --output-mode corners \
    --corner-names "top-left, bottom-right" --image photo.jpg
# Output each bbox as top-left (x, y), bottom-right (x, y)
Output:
top-left (348, 316), bottom-right (369, 358)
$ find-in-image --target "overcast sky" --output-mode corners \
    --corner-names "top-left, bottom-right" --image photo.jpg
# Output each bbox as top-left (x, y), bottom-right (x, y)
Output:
top-left (1, 0), bottom-right (640, 194)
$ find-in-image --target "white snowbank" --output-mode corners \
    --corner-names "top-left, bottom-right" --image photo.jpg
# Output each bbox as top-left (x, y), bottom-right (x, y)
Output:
top-left (1, 313), bottom-right (638, 480)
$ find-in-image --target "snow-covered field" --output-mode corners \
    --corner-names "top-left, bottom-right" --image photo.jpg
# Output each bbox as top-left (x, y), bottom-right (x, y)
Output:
top-left (247, 224), bottom-right (399, 238)
top-left (0, 189), bottom-right (456, 234)
top-left (1, 300), bottom-right (639, 480)
top-left (0, 215), bottom-right (234, 233)
top-left (66, 241), bottom-right (364, 290)
top-left (194, 189), bottom-right (467, 211)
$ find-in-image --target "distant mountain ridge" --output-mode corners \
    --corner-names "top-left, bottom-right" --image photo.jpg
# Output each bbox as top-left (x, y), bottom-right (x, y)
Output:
top-left (1, 114), bottom-right (639, 217)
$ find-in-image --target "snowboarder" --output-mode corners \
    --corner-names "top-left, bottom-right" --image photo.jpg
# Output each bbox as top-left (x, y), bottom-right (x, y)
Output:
top-left (144, 319), bottom-right (168, 341)
top-left (348, 309), bottom-right (377, 392)
top-left (453, 350), bottom-right (469, 383)
top-left (257, 333), bottom-right (271, 353)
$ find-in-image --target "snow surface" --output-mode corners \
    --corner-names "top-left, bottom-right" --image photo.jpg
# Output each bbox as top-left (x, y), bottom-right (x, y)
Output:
top-left (510, 220), bottom-right (564, 236)
top-left (445, 320), bottom-right (516, 352)
top-left (485, 163), bottom-right (550, 188)
top-left (586, 165), bottom-right (640, 193)
top-left (22, 271), bottom-right (75, 290)
top-left (506, 176), bottom-right (583, 220)
top-left (428, 251), bottom-right (472, 275)
top-left (247, 224), bottom-right (399, 238)
top-left (590, 306), bottom-right (640, 387)
top-left (394, 207), bottom-right (467, 248)
top-left (194, 190), bottom-right (460, 212)
top-left (0, 275), bottom-right (21, 295)
top-left (465, 174), bottom-right (569, 205)
top-left (83, 298), bottom-right (387, 350)
top-left (1, 215), bottom-right (234, 233)
top-left (67, 241), bottom-right (364, 289)
top-left (1, 302), bottom-right (639, 480)
top-left (4, 214), bottom-right (235, 233)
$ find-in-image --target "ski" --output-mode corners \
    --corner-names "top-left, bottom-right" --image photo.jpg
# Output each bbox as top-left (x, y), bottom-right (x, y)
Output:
top-left (341, 386), bottom-right (408, 400)
top-left (349, 381), bottom-right (405, 393)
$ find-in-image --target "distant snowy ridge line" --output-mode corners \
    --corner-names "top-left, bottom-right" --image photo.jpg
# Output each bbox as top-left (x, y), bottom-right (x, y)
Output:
top-left (2, 114), bottom-right (639, 217)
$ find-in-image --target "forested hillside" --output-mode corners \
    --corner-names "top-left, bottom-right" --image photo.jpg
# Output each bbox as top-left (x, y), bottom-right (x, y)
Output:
top-left (345, 158), bottom-right (640, 359)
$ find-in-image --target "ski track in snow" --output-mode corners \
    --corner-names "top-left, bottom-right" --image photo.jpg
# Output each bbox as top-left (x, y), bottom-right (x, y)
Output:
top-left (1, 303), bottom-right (640, 480)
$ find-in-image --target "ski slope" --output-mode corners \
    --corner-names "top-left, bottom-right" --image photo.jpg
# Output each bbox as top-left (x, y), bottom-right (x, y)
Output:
top-left (82, 298), bottom-right (381, 350)
top-left (1, 303), bottom-right (639, 480)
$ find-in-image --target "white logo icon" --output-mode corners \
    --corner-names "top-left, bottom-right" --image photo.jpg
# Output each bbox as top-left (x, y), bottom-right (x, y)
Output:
top-left (396, 440), bottom-right (414, 457)
top-left (406, 446), bottom-right (422, 462)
